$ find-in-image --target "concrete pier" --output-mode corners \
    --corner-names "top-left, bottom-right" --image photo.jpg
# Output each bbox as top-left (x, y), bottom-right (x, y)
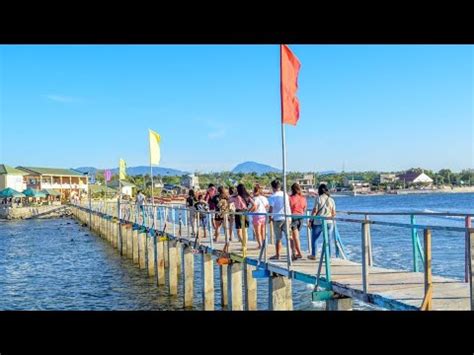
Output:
top-left (70, 204), bottom-right (474, 312)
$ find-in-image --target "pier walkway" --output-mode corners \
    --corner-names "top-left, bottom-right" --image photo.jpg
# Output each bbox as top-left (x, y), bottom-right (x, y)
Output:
top-left (71, 202), bottom-right (474, 311)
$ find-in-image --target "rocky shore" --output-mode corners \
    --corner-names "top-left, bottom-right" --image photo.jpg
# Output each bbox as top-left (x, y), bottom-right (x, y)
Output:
top-left (0, 205), bottom-right (73, 220)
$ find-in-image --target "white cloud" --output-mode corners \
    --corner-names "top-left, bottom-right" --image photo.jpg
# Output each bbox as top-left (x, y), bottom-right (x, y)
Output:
top-left (208, 128), bottom-right (226, 140)
top-left (194, 117), bottom-right (228, 140)
top-left (44, 94), bottom-right (82, 103)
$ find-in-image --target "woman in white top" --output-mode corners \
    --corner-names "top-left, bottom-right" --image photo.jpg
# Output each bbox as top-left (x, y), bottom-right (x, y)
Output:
top-left (251, 184), bottom-right (269, 249)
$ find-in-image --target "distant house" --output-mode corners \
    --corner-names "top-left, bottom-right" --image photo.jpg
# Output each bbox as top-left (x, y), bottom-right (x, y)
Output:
top-left (343, 175), bottom-right (367, 187)
top-left (181, 173), bottom-right (200, 190)
top-left (16, 166), bottom-right (88, 200)
top-left (379, 173), bottom-right (398, 184)
top-left (0, 164), bottom-right (27, 191)
top-left (295, 174), bottom-right (315, 192)
top-left (109, 180), bottom-right (135, 197)
top-left (343, 175), bottom-right (371, 193)
top-left (397, 172), bottom-right (433, 186)
top-left (154, 178), bottom-right (164, 189)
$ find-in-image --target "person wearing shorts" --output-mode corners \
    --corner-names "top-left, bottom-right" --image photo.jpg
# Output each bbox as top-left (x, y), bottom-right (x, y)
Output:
top-left (251, 184), bottom-right (269, 249)
top-left (268, 180), bottom-right (291, 260)
top-left (227, 187), bottom-right (236, 241)
top-left (212, 186), bottom-right (229, 242)
top-left (194, 194), bottom-right (209, 239)
top-left (289, 183), bottom-right (307, 260)
top-left (186, 189), bottom-right (197, 236)
top-left (230, 184), bottom-right (253, 244)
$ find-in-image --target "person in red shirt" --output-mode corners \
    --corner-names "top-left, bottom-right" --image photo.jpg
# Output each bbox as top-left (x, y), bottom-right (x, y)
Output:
top-left (289, 183), bottom-right (306, 260)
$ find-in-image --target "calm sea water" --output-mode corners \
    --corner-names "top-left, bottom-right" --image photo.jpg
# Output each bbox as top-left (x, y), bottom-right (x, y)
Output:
top-left (0, 193), bottom-right (472, 310)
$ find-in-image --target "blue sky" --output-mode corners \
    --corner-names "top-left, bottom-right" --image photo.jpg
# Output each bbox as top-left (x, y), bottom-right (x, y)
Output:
top-left (0, 45), bottom-right (472, 173)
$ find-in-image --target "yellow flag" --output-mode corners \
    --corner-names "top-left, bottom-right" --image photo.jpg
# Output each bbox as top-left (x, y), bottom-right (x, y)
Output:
top-left (119, 158), bottom-right (127, 180)
top-left (149, 129), bottom-right (161, 165)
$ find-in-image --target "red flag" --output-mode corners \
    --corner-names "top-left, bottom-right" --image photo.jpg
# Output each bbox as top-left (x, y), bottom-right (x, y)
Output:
top-left (280, 44), bottom-right (301, 126)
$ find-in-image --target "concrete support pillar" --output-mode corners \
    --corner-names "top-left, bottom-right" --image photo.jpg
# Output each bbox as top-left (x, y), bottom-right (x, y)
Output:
top-left (112, 223), bottom-right (118, 248)
top-left (126, 227), bottom-right (133, 259)
top-left (168, 241), bottom-right (178, 295)
top-left (132, 229), bottom-right (139, 264)
top-left (326, 297), bottom-right (353, 311)
top-left (244, 262), bottom-right (257, 311)
top-left (164, 240), bottom-right (169, 268)
top-left (269, 274), bottom-right (293, 310)
top-left (156, 240), bottom-right (166, 286)
top-left (176, 241), bottom-right (182, 273)
top-left (220, 265), bottom-right (228, 308)
top-left (138, 232), bottom-right (146, 269)
top-left (202, 253), bottom-right (214, 310)
top-left (120, 224), bottom-right (126, 256)
top-left (227, 262), bottom-right (243, 311)
top-left (183, 245), bottom-right (194, 308)
top-left (147, 235), bottom-right (156, 277)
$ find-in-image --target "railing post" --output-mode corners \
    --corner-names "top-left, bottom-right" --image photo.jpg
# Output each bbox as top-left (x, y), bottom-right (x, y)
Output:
top-left (411, 215), bottom-right (420, 272)
top-left (172, 207), bottom-right (176, 237)
top-left (306, 211), bottom-right (311, 254)
top-left (364, 214), bottom-right (373, 266)
top-left (209, 211), bottom-right (213, 249)
top-left (88, 189), bottom-right (92, 230)
top-left (322, 219), bottom-right (331, 283)
top-left (361, 220), bottom-right (370, 295)
top-left (421, 228), bottom-right (432, 310)
top-left (465, 216), bottom-right (471, 283)
top-left (466, 227), bottom-right (474, 310)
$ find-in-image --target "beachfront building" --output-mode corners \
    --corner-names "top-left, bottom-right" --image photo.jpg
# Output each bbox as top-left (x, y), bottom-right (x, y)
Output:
top-left (295, 174), bottom-right (315, 192)
top-left (154, 177), bottom-right (164, 189)
top-left (181, 173), bottom-right (200, 190)
top-left (109, 180), bottom-right (136, 197)
top-left (343, 175), bottom-right (371, 193)
top-left (16, 166), bottom-right (88, 200)
top-left (0, 164), bottom-right (27, 191)
top-left (379, 173), bottom-right (398, 184)
top-left (397, 171), bottom-right (433, 187)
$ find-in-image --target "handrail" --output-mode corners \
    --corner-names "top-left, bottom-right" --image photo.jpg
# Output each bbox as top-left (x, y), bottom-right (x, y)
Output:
top-left (339, 210), bottom-right (474, 217)
top-left (73, 201), bottom-right (470, 233)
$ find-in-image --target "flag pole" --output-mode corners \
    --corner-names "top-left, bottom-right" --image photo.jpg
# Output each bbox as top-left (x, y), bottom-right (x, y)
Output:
top-left (150, 164), bottom-right (154, 205)
top-left (280, 44), bottom-right (292, 270)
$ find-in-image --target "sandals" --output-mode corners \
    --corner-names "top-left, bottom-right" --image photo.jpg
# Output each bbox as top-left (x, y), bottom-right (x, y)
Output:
top-left (269, 255), bottom-right (280, 260)
top-left (307, 255), bottom-right (316, 260)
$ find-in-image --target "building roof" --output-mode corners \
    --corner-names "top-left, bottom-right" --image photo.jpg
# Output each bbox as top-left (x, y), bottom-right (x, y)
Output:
top-left (16, 166), bottom-right (85, 177)
top-left (41, 189), bottom-right (61, 196)
top-left (0, 164), bottom-right (27, 175)
top-left (397, 172), bottom-right (433, 183)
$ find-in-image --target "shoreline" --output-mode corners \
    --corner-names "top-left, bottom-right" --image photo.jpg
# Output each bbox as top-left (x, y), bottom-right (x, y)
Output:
top-left (329, 188), bottom-right (474, 197)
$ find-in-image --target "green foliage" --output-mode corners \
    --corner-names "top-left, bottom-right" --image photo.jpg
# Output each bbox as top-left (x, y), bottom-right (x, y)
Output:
top-left (90, 167), bottom-right (474, 196)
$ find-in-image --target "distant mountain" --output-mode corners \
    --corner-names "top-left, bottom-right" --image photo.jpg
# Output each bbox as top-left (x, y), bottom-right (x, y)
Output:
top-left (232, 161), bottom-right (281, 174)
top-left (75, 166), bottom-right (188, 177)
top-left (75, 167), bottom-right (98, 175)
top-left (318, 170), bottom-right (338, 175)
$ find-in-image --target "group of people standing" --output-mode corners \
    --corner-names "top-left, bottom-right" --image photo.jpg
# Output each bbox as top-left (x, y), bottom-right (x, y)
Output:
top-left (186, 180), bottom-right (336, 261)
